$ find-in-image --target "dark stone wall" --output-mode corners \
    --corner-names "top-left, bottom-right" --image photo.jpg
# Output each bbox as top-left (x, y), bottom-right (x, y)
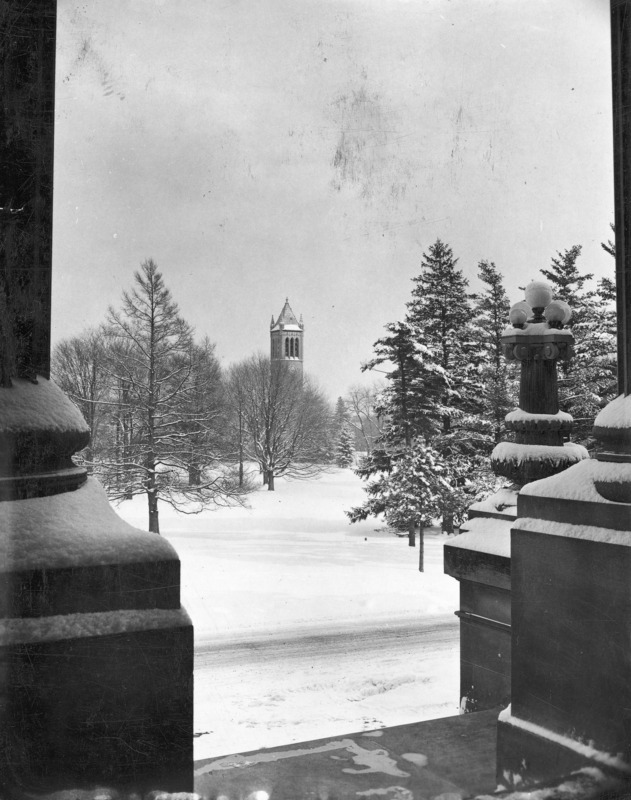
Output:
top-left (510, 528), bottom-right (631, 758)
top-left (445, 541), bottom-right (512, 713)
top-left (0, 0), bottom-right (56, 384)
top-left (4, 559), bottom-right (181, 618)
top-left (1, 624), bottom-right (193, 793)
top-left (0, 1), bottom-right (195, 793)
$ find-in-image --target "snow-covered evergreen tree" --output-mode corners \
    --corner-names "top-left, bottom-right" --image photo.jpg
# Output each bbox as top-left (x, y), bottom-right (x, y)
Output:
top-left (539, 246), bottom-right (616, 444)
top-left (406, 239), bottom-right (482, 433)
top-left (335, 423), bottom-right (355, 467)
top-left (472, 260), bottom-right (515, 442)
top-left (347, 436), bottom-right (451, 567)
top-left (348, 320), bottom-right (448, 544)
top-left (348, 239), bottom-right (495, 539)
top-left (333, 396), bottom-right (348, 429)
top-left (366, 320), bottom-right (447, 445)
top-left (406, 239), bottom-right (493, 531)
top-left (381, 442), bottom-right (451, 570)
top-left (601, 223), bottom-right (615, 259)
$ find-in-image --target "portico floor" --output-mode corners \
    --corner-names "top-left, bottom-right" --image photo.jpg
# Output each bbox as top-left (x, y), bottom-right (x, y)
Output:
top-left (194, 708), bottom-right (500, 800)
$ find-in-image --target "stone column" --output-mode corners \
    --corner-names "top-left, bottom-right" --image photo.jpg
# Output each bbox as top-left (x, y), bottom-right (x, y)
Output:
top-left (491, 283), bottom-right (587, 486)
top-left (0, 1), bottom-right (193, 793)
top-left (445, 283), bottom-right (587, 716)
top-left (496, 1), bottom-right (631, 787)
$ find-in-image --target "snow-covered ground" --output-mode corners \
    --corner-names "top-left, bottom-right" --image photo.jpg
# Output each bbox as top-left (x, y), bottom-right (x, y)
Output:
top-left (116, 468), bottom-right (460, 760)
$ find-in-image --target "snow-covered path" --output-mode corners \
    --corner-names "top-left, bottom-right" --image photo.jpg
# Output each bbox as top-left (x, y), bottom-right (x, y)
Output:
top-left (116, 468), bottom-right (460, 760)
top-left (194, 615), bottom-right (458, 758)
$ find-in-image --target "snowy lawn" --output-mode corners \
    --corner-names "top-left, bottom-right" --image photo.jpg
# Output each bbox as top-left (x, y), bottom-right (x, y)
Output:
top-left (116, 468), bottom-right (460, 760)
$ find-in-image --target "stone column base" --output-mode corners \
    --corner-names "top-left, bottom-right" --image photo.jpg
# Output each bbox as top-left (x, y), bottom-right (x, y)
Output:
top-left (0, 479), bottom-right (194, 794)
top-left (1, 615), bottom-right (193, 794)
top-left (496, 712), bottom-right (631, 790)
top-left (496, 458), bottom-right (631, 789)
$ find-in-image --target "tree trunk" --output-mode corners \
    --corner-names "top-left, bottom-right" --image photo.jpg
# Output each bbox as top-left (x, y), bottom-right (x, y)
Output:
top-left (267, 470), bottom-right (275, 491)
top-left (418, 527), bottom-right (424, 572)
top-left (188, 464), bottom-right (201, 486)
top-left (408, 520), bottom-right (416, 547)
top-left (147, 491), bottom-right (160, 534)
top-left (442, 512), bottom-right (454, 534)
top-left (121, 378), bottom-right (133, 498)
top-left (146, 452), bottom-right (159, 533)
top-left (263, 470), bottom-right (268, 485)
top-left (238, 413), bottom-right (244, 487)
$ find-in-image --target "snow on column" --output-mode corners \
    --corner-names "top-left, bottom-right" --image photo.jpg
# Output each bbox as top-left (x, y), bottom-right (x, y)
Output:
top-left (490, 281), bottom-right (588, 486)
top-left (444, 285), bottom-right (587, 718)
top-left (0, 2), bottom-right (193, 792)
top-left (496, 4), bottom-right (631, 787)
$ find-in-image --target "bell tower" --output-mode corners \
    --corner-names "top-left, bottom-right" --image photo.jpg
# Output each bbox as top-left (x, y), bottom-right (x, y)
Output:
top-left (270, 298), bottom-right (304, 373)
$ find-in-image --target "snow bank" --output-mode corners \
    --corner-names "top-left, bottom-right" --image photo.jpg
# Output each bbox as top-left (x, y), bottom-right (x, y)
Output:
top-left (492, 442), bottom-right (588, 465)
top-left (0, 607), bottom-right (190, 645)
top-left (594, 394), bottom-right (631, 429)
top-left (116, 469), bottom-right (459, 640)
top-left (114, 470), bottom-right (460, 759)
top-left (498, 705), bottom-right (631, 774)
top-left (520, 459), bottom-right (619, 504)
top-left (0, 478), bottom-right (178, 571)
top-left (0, 376), bottom-right (88, 433)
top-left (450, 517), bottom-right (512, 558)
top-left (477, 767), bottom-right (624, 800)
top-left (515, 517), bottom-right (631, 547)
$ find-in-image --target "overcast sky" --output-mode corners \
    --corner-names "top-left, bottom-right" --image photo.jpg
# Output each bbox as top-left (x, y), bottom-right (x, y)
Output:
top-left (52, 0), bottom-right (613, 400)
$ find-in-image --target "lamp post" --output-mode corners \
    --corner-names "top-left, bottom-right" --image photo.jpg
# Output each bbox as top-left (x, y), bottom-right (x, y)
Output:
top-left (490, 281), bottom-right (588, 485)
top-left (444, 281), bottom-right (588, 716)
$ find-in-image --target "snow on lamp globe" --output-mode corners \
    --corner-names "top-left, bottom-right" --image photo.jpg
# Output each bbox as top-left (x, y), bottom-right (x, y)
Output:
top-left (491, 280), bottom-right (588, 486)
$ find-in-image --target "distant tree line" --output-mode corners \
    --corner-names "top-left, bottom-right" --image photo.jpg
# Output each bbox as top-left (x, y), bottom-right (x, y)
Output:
top-left (346, 237), bottom-right (617, 553)
top-left (52, 260), bottom-right (333, 532)
top-left (54, 239), bottom-right (616, 539)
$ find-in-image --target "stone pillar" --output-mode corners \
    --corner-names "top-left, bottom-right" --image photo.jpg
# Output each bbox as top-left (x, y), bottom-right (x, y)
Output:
top-left (491, 283), bottom-right (587, 486)
top-left (496, 1), bottom-right (631, 787)
top-left (0, 1), bottom-right (193, 793)
top-left (496, 464), bottom-right (631, 787)
top-left (445, 283), bottom-right (587, 715)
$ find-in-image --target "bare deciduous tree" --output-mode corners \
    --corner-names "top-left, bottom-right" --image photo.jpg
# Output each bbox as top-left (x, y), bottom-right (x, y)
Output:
top-left (51, 328), bottom-right (108, 467)
top-left (101, 259), bottom-right (244, 532)
top-left (232, 354), bottom-right (331, 490)
top-left (344, 381), bottom-right (385, 456)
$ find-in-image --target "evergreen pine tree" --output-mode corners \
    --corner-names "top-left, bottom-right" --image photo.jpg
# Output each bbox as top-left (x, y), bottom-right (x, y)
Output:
top-left (348, 239), bottom-right (495, 540)
top-left (382, 441), bottom-right (451, 571)
top-left (333, 396), bottom-right (349, 435)
top-left (366, 320), bottom-right (447, 446)
top-left (406, 240), bottom-right (482, 427)
top-left (601, 223), bottom-right (615, 259)
top-left (541, 245), bottom-right (593, 303)
top-left (539, 246), bottom-right (616, 444)
top-left (348, 320), bottom-right (448, 545)
top-left (472, 260), bottom-right (514, 442)
top-left (406, 239), bottom-right (492, 531)
top-left (335, 423), bottom-right (355, 468)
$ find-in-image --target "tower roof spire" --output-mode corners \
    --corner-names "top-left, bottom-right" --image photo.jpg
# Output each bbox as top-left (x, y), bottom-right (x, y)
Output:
top-left (271, 298), bottom-right (302, 330)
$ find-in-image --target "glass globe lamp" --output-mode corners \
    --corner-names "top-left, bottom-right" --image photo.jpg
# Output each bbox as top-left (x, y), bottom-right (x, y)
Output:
top-left (509, 306), bottom-right (529, 327)
top-left (544, 300), bottom-right (572, 326)
top-left (525, 281), bottom-right (553, 313)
